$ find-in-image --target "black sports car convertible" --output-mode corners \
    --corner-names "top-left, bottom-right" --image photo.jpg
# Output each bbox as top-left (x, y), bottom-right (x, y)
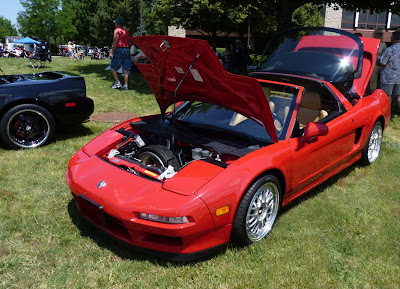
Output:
top-left (0, 71), bottom-right (94, 149)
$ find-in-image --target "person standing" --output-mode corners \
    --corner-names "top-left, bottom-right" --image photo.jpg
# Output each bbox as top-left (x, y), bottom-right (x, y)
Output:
top-left (379, 29), bottom-right (400, 112)
top-left (68, 41), bottom-right (74, 60)
top-left (368, 28), bottom-right (387, 93)
top-left (109, 17), bottom-right (131, 90)
top-left (231, 39), bottom-right (245, 74)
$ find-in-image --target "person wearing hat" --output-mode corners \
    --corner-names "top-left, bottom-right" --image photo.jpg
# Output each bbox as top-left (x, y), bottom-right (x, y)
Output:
top-left (68, 41), bottom-right (74, 60)
top-left (231, 39), bottom-right (245, 74)
top-left (110, 17), bottom-right (131, 90)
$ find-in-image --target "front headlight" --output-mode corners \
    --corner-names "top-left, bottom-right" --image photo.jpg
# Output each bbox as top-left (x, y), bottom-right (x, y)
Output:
top-left (138, 213), bottom-right (189, 224)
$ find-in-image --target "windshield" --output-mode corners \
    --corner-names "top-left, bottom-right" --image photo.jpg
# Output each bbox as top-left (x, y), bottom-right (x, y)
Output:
top-left (174, 102), bottom-right (272, 143)
top-left (258, 27), bottom-right (363, 83)
top-left (173, 82), bottom-right (298, 141)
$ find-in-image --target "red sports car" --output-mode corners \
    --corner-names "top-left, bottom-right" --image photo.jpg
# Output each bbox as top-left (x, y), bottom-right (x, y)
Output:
top-left (66, 27), bottom-right (390, 261)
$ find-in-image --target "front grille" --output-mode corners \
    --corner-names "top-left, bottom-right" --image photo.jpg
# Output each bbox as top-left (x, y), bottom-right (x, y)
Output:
top-left (75, 194), bottom-right (132, 242)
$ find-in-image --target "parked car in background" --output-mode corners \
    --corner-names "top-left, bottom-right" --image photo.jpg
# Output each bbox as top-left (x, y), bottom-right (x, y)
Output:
top-left (75, 45), bottom-right (87, 56)
top-left (66, 28), bottom-right (390, 261)
top-left (86, 47), bottom-right (95, 57)
top-left (59, 45), bottom-right (69, 56)
top-left (0, 70), bottom-right (94, 149)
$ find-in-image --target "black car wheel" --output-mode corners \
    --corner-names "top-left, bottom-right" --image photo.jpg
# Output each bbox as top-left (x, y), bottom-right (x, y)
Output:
top-left (0, 104), bottom-right (55, 149)
top-left (232, 175), bottom-right (281, 245)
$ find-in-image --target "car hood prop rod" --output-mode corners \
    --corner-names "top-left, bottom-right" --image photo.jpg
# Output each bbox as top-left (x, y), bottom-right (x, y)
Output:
top-left (171, 53), bottom-right (200, 153)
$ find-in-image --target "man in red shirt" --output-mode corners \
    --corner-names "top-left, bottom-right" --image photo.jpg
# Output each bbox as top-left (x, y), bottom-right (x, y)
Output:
top-left (110, 18), bottom-right (131, 90)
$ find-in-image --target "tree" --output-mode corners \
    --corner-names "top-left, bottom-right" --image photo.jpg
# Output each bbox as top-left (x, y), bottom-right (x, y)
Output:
top-left (292, 3), bottom-right (324, 27)
top-left (61, 0), bottom-right (97, 45)
top-left (64, 0), bottom-right (157, 47)
top-left (18, 0), bottom-right (60, 40)
top-left (0, 17), bottom-right (18, 42)
top-left (154, 0), bottom-right (266, 49)
top-left (17, 0), bottom-right (77, 48)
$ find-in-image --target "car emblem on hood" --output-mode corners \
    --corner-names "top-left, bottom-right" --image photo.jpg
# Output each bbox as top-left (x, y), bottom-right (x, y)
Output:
top-left (97, 181), bottom-right (106, 188)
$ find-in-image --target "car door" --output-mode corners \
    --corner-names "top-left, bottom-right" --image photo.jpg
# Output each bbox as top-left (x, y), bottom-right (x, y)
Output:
top-left (288, 88), bottom-right (358, 198)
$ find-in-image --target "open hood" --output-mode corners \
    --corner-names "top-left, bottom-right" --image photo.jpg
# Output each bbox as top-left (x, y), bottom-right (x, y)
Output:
top-left (132, 35), bottom-right (278, 143)
top-left (257, 27), bottom-right (380, 97)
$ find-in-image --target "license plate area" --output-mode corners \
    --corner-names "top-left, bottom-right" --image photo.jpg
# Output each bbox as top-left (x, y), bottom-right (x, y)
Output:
top-left (77, 195), bottom-right (105, 226)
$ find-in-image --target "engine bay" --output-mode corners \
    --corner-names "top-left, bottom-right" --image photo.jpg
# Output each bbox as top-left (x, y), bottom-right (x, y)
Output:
top-left (100, 117), bottom-right (266, 181)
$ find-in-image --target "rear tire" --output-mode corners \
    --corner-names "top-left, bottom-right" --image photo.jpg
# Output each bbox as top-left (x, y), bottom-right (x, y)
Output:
top-left (360, 121), bottom-right (383, 165)
top-left (0, 104), bottom-right (55, 149)
top-left (232, 175), bottom-right (281, 245)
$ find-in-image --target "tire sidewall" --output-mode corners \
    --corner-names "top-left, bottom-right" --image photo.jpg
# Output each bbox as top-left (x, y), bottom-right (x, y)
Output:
top-left (232, 174), bottom-right (281, 245)
top-left (361, 121), bottom-right (383, 166)
top-left (0, 104), bottom-right (55, 149)
top-left (137, 144), bottom-right (180, 169)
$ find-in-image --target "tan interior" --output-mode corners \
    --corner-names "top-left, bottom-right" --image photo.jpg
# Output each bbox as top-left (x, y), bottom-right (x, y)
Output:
top-left (229, 99), bottom-right (290, 132)
top-left (297, 91), bottom-right (328, 128)
top-left (269, 101), bottom-right (281, 131)
top-left (229, 112), bottom-right (247, 126)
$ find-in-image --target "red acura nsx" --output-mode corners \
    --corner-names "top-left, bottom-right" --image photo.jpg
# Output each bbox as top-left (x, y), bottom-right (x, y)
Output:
top-left (66, 27), bottom-right (390, 261)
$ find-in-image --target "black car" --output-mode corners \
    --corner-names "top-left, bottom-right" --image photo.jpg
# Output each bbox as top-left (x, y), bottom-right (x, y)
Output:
top-left (0, 71), bottom-right (94, 149)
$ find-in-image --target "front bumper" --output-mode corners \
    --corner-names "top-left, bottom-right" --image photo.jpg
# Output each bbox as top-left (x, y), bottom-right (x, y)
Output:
top-left (66, 150), bottom-right (231, 258)
top-left (72, 193), bottom-right (230, 261)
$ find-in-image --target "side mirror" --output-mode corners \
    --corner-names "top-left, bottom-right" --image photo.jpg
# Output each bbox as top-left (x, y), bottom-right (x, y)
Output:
top-left (301, 122), bottom-right (328, 143)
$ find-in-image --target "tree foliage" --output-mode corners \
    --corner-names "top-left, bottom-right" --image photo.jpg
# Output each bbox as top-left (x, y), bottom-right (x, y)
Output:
top-left (13, 0), bottom-right (400, 47)
top-left (18, 0), bottom-right (58, 40)
top-left (0, 17), bottom-right (18, 42)
top-left (292, 3), bottom-right (324, 27)
top-left (153, 0), bottom-right (277, 48)
top-left (61, 0), bottom-right (161, 47)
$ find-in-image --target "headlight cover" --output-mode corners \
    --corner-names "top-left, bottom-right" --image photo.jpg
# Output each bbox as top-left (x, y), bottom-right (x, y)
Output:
top-left (138, 213), bottom-right (189, 224)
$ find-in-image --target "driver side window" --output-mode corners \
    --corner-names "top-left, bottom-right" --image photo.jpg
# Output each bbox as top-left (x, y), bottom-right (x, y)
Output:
top-left (292, 87), bottom-right (341, 138)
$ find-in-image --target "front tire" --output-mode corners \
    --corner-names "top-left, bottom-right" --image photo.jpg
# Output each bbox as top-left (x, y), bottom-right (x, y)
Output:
top-left (360, 121), bottom-right (383, 165)
top-left (232, 175), bottom-right (281, 245)
top-left (0, 104), bottom-right (55, 149)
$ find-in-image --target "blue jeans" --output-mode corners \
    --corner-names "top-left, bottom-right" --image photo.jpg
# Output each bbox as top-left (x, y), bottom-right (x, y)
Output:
top-left (110, 48), bottom-right (131, 71)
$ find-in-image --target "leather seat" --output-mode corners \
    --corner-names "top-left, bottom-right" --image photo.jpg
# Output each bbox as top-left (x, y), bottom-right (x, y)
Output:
top-left (297, 91), bottom-right (328, 128)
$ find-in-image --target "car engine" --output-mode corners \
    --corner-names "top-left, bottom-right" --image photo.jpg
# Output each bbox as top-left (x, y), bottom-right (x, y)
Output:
top-left (100, 119), bottom-right (264, 181)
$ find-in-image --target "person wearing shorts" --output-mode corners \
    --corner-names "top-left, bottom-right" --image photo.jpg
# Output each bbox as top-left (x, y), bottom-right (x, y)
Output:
top-left (380, 29), bottom-right (400, 112)
top-left (109, 18), bottom-right (131, 90)
top-left (68, 41), bottom-right (74, 60)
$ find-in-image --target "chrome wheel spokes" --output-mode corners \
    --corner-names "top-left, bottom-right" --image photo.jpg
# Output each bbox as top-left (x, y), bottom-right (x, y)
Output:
top-left (246, 182), bottom-right (279, 242)
top-left (367, 124), bottom-right (383, 163)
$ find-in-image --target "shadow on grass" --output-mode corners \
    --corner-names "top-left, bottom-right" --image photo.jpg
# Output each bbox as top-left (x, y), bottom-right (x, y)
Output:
top-left (54, 123), bottom-right (94, 142)
top-left (0, 124), bottom-right (94, 150)
top-left (67, 199), bottom-right (226, 265)
top-left (279, 164), bottom-right (356, 215)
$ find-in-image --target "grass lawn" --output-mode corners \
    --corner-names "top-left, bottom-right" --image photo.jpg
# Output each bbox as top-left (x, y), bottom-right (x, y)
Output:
top-left (0, 57), bottom-right (399, 288)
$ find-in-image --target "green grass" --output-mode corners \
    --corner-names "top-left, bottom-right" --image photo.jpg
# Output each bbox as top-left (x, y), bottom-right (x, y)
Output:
top-left (1, 57), bottom-right (400, 288)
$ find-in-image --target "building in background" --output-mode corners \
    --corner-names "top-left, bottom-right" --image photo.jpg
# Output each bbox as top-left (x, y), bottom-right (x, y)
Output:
top-left (323, 5), bottom-right (399, 41)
